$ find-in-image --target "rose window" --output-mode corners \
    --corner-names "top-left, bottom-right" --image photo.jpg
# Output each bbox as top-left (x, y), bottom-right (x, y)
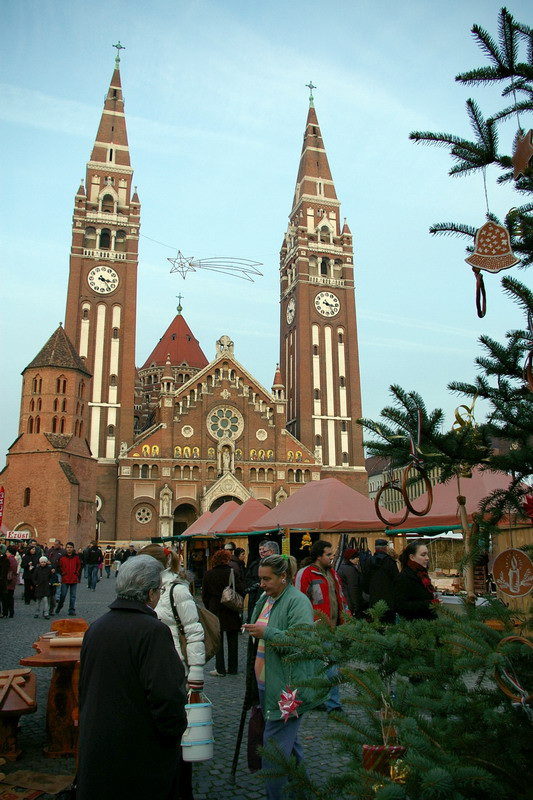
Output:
top-left (135, 506), bottom-right (153, 524)
top-left (207, 406), bottom-right (244, 440)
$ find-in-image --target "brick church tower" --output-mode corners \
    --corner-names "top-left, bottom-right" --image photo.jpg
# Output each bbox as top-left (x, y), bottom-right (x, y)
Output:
top-left (279, 93), bottom-right (367, 493)
top-left (63, 49), bottom-right (140, 536)
top-left (1, 326), bottom-right (96, 544)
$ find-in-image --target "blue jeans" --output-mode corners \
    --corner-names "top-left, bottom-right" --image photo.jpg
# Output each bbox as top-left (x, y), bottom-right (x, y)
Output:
top-left (259, 688), bottom-right (305, 800)
top-left (325, 663), bottom-right (342, 712)
top-left (59, 582), bottom-right (77, 614)
top-left (87, 565), bottom-right (98, 590)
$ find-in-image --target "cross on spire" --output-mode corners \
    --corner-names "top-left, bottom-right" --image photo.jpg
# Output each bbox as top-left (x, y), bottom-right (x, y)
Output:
top-left (113, 41), bottom-right (125, 68)
top-left (306, 81), bottom-right (316, 108)
top-left (176, 294), bottom-right (183, 314)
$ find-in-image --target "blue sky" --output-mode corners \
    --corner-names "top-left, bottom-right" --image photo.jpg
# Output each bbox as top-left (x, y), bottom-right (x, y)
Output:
top-left (0, 0), bottom-right (531, 464)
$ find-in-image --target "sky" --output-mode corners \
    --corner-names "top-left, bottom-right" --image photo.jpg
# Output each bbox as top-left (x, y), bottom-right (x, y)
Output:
top-left (0, 0), bottom-right (531, 465)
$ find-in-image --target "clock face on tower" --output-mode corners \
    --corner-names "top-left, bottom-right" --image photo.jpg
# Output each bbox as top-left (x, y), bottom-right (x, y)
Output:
top-left (314, 291), bottom-right (340, 317)
top-left (286, 296), bottom-right (296, 325)
top-left (87, 265), bottom-right (120, 294)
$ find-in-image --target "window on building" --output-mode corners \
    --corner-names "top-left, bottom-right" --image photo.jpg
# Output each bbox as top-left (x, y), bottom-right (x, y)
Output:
top-left (35, 416), bottom-right (41, 433)
top-left (99, 229), bottom-right (111, 249)
top-left (107, 425), bottom-right (115, 435)
top-left (23, 488), bottom-right (31, 507)
top-left (101, 194), bottom-right (114, 213)
top-left (314, 389), bottom-right (320, 400)
top-left (115, 230), bottom-right (126, 252)
top-left (141, 464), bottom-right (149, 479)
top-left (315, 434), bottom-right (322, 446)
top-left (110, 375), bottom-right (117, 386)
top-left (62, 399), bottom-right (67, 411)
top-left (27, 417), bottom-right (33, 433)
top-left (59, 418), bottom-right (65, 433)
top-left (52, 417), bottom-right (58, 433)
top-left (339, 376), bottom-right (346, 388)
top-left (313, 345), bottom-right (319, 355)
top-left (113, 328), bottom-right (119, 339)
top-left (83, 227), bottom-right (97, 248)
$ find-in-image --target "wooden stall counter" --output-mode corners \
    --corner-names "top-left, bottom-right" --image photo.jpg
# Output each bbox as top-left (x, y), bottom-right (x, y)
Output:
top-left (20, 621), bottom-right (87, 758)
top-left (0, 669), bottom-right (37, 760)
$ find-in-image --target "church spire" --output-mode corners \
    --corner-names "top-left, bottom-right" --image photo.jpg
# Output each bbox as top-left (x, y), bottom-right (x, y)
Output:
top-left (89, 52), bottom-right (131, 170)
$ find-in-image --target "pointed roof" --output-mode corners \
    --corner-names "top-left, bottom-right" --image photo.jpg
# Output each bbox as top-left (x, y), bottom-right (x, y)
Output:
top-left (24, 325), bottom-right (91, 376)
top-left (142, 314), bottom-right (208, 370)
top-left (210, 498), bottom-right (270, 534)
top-left (248, 478), bottom-right (383, 532)
top-left (89, 66), bottom-right (131, 168)
top-left (181, 510), bottom-right (213, 537)
top-left (181, 501), bottom-right (240, 538)
top-left (272, 364), bottom-right (283, 390)
top-left (291, 104), bottom-right (338, 214)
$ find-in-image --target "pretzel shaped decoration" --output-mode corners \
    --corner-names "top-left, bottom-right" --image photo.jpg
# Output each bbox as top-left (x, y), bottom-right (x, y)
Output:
top-left (374, 481), bottom-right (409, 528)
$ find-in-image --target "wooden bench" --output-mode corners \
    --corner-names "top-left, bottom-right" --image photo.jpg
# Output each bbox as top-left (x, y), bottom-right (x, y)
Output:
top-left (0, 668), bottom-right (37, 760)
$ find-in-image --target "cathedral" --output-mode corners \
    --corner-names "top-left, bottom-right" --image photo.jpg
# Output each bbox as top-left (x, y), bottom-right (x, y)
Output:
top-left (1, 55), bottom-right (368, 546)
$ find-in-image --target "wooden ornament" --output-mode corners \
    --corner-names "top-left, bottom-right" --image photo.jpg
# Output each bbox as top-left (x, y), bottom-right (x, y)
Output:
top-left (512, 129), bottom-right (533, 179)
top-left (465, 221), bottom-right (519, 273)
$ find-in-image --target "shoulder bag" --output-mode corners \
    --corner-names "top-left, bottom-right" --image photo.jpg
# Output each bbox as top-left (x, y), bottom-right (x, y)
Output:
top-left (220, 567), bottom-right (244, 613)
top-left (170, 581), bottom-right (220, 664)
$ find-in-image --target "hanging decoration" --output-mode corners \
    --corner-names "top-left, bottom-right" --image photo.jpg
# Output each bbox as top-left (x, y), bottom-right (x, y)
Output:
top-left (494, 636), bottom-right (533, 720)
top-left (511, 129), bottom-right (533, 179)
top-left (492, 548), bottom-right (533, 598)
top-left (168, 250), bottom-right (263, 282)
top-left (465, 221), bottom-right (519, 318)
top-left (277, 686), bottom-right (302, 723)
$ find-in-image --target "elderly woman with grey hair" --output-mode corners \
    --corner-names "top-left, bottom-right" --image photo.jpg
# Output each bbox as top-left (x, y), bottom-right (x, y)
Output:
top-left (78, 556), bottom-right (188, 800)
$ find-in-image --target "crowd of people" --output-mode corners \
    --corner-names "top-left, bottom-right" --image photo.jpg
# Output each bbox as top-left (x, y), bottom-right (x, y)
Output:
top-left (0, 539), bottom-right (144, 619)
top-left (1, 533), bottom-right (439, 800)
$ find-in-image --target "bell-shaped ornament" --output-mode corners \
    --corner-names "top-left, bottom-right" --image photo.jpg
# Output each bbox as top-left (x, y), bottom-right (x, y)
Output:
top-left (465, 221), bottom-right (519, 273)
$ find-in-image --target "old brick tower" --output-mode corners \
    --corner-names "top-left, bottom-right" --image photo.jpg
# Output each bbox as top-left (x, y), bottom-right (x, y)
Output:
top-left (279, 92), bottom-right (367, 492)
top-left (63, 51), bottom-right (140, 539)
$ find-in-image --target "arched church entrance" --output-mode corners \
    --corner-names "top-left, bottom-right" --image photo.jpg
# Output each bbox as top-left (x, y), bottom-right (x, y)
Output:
top-left (209, 495), bottom-right (242, 512)
top-left (173, 503), bottom-right (197, 536)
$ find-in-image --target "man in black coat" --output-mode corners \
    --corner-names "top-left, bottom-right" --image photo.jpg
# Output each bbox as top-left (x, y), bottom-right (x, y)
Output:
top-left (362, 539), bottom-right (399, 623)
top-left (78, 556), bottom-right (187, 800)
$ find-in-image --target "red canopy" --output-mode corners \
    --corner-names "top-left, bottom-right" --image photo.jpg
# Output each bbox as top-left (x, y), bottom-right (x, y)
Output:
top-left (248, 478), bottom-right (384, 532)
top-left (181, 510), bottom-right (214, 538)
top-left (210, 498), bottom-right (270, 534)
top-left (399, 468), bottom-right (514, 529)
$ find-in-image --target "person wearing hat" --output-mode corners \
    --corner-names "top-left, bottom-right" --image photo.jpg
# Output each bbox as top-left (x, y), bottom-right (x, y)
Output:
top-left (337, 548), bottom-right (367, 618)
top-left (362, 539), bottom-right (399, 624)
top-left (32, 556), bottom-right (53, 619)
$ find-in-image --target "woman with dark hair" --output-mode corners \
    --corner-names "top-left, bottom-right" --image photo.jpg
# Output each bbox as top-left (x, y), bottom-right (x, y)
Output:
top-left (243, 554), bottom-right (325, 800)
top-left (337, 547), bottom-right (367, 618)
top-left (202, 549), bottom-right (244, 676)
top-left (395, 541), bottom-right (440, 621)
top-left (21, 545), bottom-right (39, 604)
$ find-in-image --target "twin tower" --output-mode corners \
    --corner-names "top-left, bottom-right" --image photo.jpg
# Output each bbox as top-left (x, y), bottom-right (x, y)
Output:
top-left (2, 59), bottom-right (367, 544)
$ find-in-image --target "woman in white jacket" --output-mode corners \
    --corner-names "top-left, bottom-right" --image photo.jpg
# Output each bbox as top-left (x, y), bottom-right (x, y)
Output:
top-left (140, 544), bottom-right (205, 800)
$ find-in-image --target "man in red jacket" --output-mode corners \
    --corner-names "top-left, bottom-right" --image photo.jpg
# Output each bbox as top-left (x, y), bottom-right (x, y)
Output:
top-left (56, 542), bottom-right (82, 616)
top-left (296, 540), bottom-right (349, 713)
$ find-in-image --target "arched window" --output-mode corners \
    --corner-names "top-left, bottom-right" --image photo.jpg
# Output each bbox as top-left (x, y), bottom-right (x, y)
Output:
top-left (295, 469), bottom-right (302, 483)
top-left (52, 417), bottom-right (58, 433)
top-left (82, 308), bottom-right (89, 320)
top-left (83, 227), bottom-right (97, 248)
top-left (342, 452), bottom-right (349, 464)
top-left (315, 434), bottom-right (322, 446)
top-left (338, 331), bottom-right (344, 343)
top-left (132, 464), bottom-right (140, 478)
top-left (314, 389), bottom-right (320, 400)
top-left (250, 468), bottom-right (257, 482)
top-left (267, 468), bottom-right (274, 481)
top-left (59, 418), bottom-right (65, 433)
top-left (35, 416), bottom-right (41, 433)
top-left (23, 488), bottom-right (31, 507)
top-left (28, 417), bottom-right (34, 433)
top-left (99, 229), bottom-right (111, 249)
top-left (107, 425), bottom-right (115, 435)
top-left (56, 377), bottom-right (66, 394)
top-left (110, 375), bottom-right (117, 386)
top-left (183, 466), bottom-right (190, 479)
top-left (313, 345), bottom-right (319, 355)
top-left (74, 420), bottom-right (79, 436)
top-left (37, 399), bottom-right (42, 411)
top-left (258, 468), bottom-right (265, 482)
top-left (54, 399), bottom-right (58, 411)
top-left (78, 381), bottom-right (85, 398)
top-left (101, 194), bottom-right (114, 213)
top-left (79, 421), bottom-right (83, 438)
top-left (192, 466), bottom-right (199, 480)
top-left (151, 465), bottom-right (159, 479)
top-left (62, 399), bottom-right (67, 411)
top-left (304, 469), bottom-right (311, 482)
top-left (341, 421), bottom-right (347, 432)
top-left (115, 230), bottom-right (126, 252)
top-left (235, 467), bottom-right (243, 481)
top-left (320, 258), bottom-right (329, 276)
top-left (288, 469), bottom-right (294, 482)
top-left (30, 399), bottom-right (35, 412)
top-left (319, 226), bottom-right (331, 244)
top-left (207, 466), bottom-right (215, 480)
top-left (339, 376), bottom-right (346, 388)
top-left (141, 464), bottom-right (149, 479)
top-left (32, 375), bottom-right (41, 394)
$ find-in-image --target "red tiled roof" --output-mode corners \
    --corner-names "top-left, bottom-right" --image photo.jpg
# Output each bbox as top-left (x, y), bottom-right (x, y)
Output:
top-left (141, 314), bottom-right (208, 370)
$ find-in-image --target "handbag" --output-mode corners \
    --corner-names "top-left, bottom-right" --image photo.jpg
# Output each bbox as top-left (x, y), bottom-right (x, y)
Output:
top-left (220, 568), bottom-right (244, 613)
top-left (170, 581), bottom-right (221, 664)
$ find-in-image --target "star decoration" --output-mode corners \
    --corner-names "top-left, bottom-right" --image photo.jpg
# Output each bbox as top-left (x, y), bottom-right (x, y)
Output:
top-left (168, 251), bottom-right (263, 282)
top-left (512, 129), bottom-right (533, 179)
top-left (278, 686), bottom-right (302, 723)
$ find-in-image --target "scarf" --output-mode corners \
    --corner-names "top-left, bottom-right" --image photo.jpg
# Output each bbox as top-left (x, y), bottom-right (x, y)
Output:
top-left (409, 561), bottom-right (438, 603)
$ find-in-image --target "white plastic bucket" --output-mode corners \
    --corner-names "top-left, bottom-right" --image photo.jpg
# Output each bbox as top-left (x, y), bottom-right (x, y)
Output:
top-left (181, 694), bottom-right (214, 762)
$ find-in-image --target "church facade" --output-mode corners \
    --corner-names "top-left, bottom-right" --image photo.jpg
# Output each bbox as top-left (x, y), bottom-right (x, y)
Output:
top-left (1, 58), bottom-right (367, 546)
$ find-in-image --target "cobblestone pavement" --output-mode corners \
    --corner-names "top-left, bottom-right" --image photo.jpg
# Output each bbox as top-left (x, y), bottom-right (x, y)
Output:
top-left (1, 575), bottom-right (351, 799)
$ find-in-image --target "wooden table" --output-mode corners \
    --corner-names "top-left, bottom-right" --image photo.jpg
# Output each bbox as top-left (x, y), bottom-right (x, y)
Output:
top-left (0, 669), bottom-right (37, 759)
top-left (20, 625), bottom-right (86, 758)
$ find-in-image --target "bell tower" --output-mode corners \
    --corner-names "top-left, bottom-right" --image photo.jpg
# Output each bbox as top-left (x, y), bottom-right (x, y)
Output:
top-left (64, 45), bottom-right (139, 534)
top-left (279, 88), bottom-right (367, 492)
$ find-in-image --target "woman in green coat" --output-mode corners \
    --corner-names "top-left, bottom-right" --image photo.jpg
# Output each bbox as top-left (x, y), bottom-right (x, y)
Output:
top-left (243, 554), bottom-right (325, 800)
